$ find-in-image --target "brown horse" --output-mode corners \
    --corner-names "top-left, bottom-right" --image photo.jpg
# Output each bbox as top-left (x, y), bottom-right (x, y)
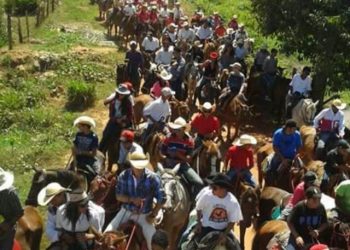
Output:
top-left (192, 140), bottom-right (221, 179)
top-left (94, 231), bottom-right (128, 250)
top-left (15, 206), bottom-right (43, 250)
top-left (257, 142), bottom-right (274, 187)
top-left (97, 0), bottom-right (113, 20)
top-left (299, 125), bottom-right (317, 162)
top-left (252, 220), bottom-right (289, 250)
top-left (169, 99), bottom-right (191, 121)
top-left (133, 94), bottom-right (154, 125)
top-left (203, 41), bottom-right (217, 60)
top-left (107, 7), bottom-right (123, 37)
top-left (122, 15), bottom-right (138, 48)
top-left (144, 132), bottom-right (165, 169)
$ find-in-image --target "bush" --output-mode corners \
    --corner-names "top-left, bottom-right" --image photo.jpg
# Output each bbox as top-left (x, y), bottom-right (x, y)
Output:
top-left (66, 80), bottom-right (96, 110)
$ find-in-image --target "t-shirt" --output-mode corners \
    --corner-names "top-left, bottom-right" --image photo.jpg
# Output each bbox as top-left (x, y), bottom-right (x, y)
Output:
top-left (161, 133), bottom-right (194, 161)
top-left (190, 113), bottom-right (220, 136)
top-left (290, 73), bottom-right (312, 95)
top-left (272, 128), bottom-right (302, 159)
top-left (227, 72), bottom-right (245, 93)
top-left (196, 26), bottom-right (213, 40)
top-left (74, 132), bottom-right (99, 165)
top-left (288, 201), bottom-right (327, 243)
top-left (196, 191), bottom-right (243, 230)
top-left (142, 37), bottom-right (160, 52)
top-left (287, 182), bottom-right (305, 207)
top-left (226, 145), bottom-right (254, 169)
top-left (143, 97), bottom-right (171, 125)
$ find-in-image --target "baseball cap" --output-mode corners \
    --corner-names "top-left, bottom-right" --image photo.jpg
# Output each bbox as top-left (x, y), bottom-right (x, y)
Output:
top-left (120, 130), bottom-right (134, 142)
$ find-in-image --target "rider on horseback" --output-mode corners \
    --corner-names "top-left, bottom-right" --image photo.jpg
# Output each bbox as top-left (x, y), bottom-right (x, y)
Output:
top-left (223, 134), bottom-right (258, 188)
top-left (160, 117), bottom-right (204, 196)
top-left (262, 48), bottom-right (278, 101)
top-left (285, 66), bottom-right (312, 118)
top-left (125, 40), bottom-right (144, 94)
top-left (313, 99), bottom-right (346, 161)
top-left (190, 102), bottom-right (220, 151)
top-left (105, 152), bottom-right (166, 250)
top-left (150, 69), bottom-right (172, 98)
top-left (120, 0), bottom-right (136, 33)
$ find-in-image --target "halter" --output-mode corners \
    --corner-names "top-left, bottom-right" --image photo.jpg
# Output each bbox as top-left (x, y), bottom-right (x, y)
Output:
top-left (331, 221), bottom-right (350, 250)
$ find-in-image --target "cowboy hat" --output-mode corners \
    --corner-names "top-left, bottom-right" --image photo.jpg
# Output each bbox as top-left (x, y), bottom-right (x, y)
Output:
top-left (206, 173), bottom-right (231, 189)
top-left (234, 134), bottom-right (257, 146)
top-left (127, 152), bottom-right (150, 169)
top-left (37, 182), bottom-right (68, 206)
top-left (129, 40), bottom-right (137, 46)
top-left (213, 11), bottom-right (219, 15)
top-left (174, 1), bottom-right (180, 5)
top-left (226, 28), bottom-right (234, 35)
top-left (201, 102), bottom-right (213, 111)
top-left (193, 40), bottom-right (203, 48)
top-left (232, 14), bottom-right (238, 19)
top-left (230, 62), bottom-right (242, 69)
top-left (182, 21), bottom-right (189, 27)
top-left (0, 167), bottom-right (14, 192)
top-left (331, 99), bottom-right (346, 110)
top-left (68, 189), bottom-right (89, 204)
top-left (116, 84), bottom-right (131, 95)
top-left (74, 116), bottom-right (96, 129)
top-left (158, 70), bottom-right (173, 81)
top-left (168, 117), bottom-right (187, 129)
top-left (161, 87), bottom-right (175, 97)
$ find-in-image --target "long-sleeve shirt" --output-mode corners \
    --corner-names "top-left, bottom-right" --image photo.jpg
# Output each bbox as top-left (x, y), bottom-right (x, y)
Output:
top-left (46, 206), bottom-right (59, 243)
top-left (314, 108), bottom-right (345, 137)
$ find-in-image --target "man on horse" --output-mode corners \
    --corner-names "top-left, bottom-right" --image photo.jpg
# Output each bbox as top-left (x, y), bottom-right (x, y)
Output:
top-left (234, 24), bottom-right (249, 41)
top-left (286, 66), bottom-right (312, 118)
top-left (320, 139), bottom-right (350, 193)
top-left (228, 14), bottom-right (239, 31)
top-left (72, 116), bottom-right (99, 183)
top-left (173, 1), bottom-right (184, 24)
top-left (155, 37), bottom-right (174, 65)
top-left (141, 31), bottom-right (160, 54)
top-left (159, 3), bottom-right (169, 27)
top-left (266, 120), bottom-right (302, 184)
top-left (313, 99), bottom-right (346, 161)
top-left (196, 19), bottom-right (213, 41)
top-left (287, 187), bottom-right (328, 250)
top-left (37, 182), bottom-right (68, 249)
top-left (142, 87), bottom-right (174, 142)
top-left (178, 21), bottom-right (196, 43)
top-left (121, 0), bottom-right (136, 33)
top-left (253, 44), bottom-right (269, 72)
top-left (194, 173), bottom-right (242, 246)
top-left (161, 117), bottom-right (204, 196)
top-left (223, 134), bottom-right (258, 188)
top-left (262, 48), bottom-right (278, 101)
top-left (169, 46), bottom-right (186, 100)
top-left (125, 40), bottom-right (144, 94)
top-left (105, 152), bottom-right (166, 250)
top-left (0, 167), bottom-right (23, 250)
top-left (190, 102), bottom-right (220, 150)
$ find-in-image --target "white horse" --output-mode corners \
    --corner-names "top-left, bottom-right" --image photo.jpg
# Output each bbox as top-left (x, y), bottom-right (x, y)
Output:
top-left (292, 98), bottom-right (319, 127)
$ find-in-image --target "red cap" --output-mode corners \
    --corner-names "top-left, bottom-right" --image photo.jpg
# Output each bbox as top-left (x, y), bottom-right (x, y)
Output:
top-left (120, 130), bottom-right (134, 142)
top-left (309, 244), bottom-right (329, 250)
top-left (121, 82), bottom-right (134, 92)
top-left (210, 52), bottom-right (218, 60)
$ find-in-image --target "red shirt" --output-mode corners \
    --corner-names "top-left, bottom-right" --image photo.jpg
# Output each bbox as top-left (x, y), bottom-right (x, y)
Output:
top-left (165, 17), bottom-right (174, 26)
top-left (226, 145), bottom-right (254, 170)
top-left (228, 19), bottom-right (238, 30)
top-left (138, 10), bottom-right (150, 23)
top-left (215, 26), bottom-right (226, 37)
top-left (190, 113), bottom-right (220, 136)
top-left (150, 11), bottom-right (158, 23)
top-left (287, 182), bottom-right (305, 207)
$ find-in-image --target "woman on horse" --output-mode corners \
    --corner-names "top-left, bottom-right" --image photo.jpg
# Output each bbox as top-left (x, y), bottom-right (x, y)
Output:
top-left (72, 116), bottom-right (99, 183)
top-left (150, 70), bottom-right (172, 99)
top-left (55, 190), bottom-right (105, 250)
top-left (99, 85), bottom-right (133, 155)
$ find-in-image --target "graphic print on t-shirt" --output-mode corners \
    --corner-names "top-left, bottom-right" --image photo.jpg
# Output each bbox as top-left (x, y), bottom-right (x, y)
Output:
top-left (209, 204), bottom-right (228, 223)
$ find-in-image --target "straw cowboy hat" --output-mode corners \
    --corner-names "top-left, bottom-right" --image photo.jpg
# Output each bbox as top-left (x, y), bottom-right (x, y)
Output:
top-left (37, 182), bottom-right (68, 206)
top-left (158, 70), bottom-right (173, 81)
top-left (331, 99), bottom-right (346, 110)
top-left (168, 117), bottom-right (187, 130)
top-left (201, 102), bottom-right (213, 112)
top-left (68, 189), bottom-right (89, 204)
top-left (234, 134), bottom-right (257, 146)
top-left (230, 62), bottom-right (242, 69)
top-left (74, 116), bottom-right (96, 129)
top-left (127, 152), bottom-right (150, 169)
top-left (0, 167), bottom-right (14, 192)
top-left (161, 87), bottom-right (175, 97)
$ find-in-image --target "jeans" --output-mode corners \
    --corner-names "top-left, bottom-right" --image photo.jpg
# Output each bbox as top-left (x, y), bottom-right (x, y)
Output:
top-left (98, 119), bottom-right (123, 154)
top-left (262, 73), bottom-right (275, 96)
top-left (315, 132), bottom-right (338, 160)
top-left (227, 168), bottom-right (257, 187)
top-left (0, 228), bottom-right (16, 250)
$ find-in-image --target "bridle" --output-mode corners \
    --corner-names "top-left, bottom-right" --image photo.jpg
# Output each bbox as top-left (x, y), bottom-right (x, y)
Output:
top-left (331, 221), bottom-right (350, 250)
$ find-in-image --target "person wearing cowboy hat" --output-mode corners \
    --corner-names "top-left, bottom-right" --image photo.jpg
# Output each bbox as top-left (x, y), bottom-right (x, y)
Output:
top-left (234, 38), bottom-right (248, 62)
top-left (56, 189), bottom-right (105, 250)
top-left (142, 86), bottom-right (173, 142)
top-left (137, 3), bottom-right (150, 24)
top-left (163, 22), bottom-right (178, 44)
top-left (189, 40), bottom-right (204, 62)
top-left (279, 171), bottom-right (318, 220)
top-left (211, 11), bottom-right (222, 29)
top-left (99, 85), bottom-right (133, 155)
top-left (223, 134), bottom-right (258, 188)
top-left (155, 37), bottom-right (174, 65)
top-left (169, 46), bottom-right (186, 100)
top-left (105, 152), bottom-right (166, 250)
top-left (125, 40), bottom-right (144, 94)
top-left (150, 69), bottom-right (172, 98)
top-left (141, 30), bottom-right (160, 54)
top-left (0, 167), bottom-right (23, 250)
top-left (161, 117), bottom-right (204, 196)
top-left (149, 5), bottom-right (158, 24)
top-left (193, 173), bottom-right (242, 246)
top-left (172, 1), bottom-right (183, 23)
top-left (228, 14), bottom-right (239, 30)
top-left (190, 102), bottom-right (220, 150)
top-left (71, 116), bottom-right (100, 182)
top-left (214, 20), bottom-right (227, 38)
top-left (120, 0), bottom-right (136, 33)
top-left (314, 99), bottom-right (346, 161)
top-left (178, 21), bottom-right (196, 43)
top-left (262, 48), bottom-right (279, 101)
top-left (234, 23), bottom-right (248, 42)
top-left (196, 19), bottom-right (213, 41)
top-left (37, 182), bottom-right (68, 248)
top-left (158, 2), bottom-right (169, 26)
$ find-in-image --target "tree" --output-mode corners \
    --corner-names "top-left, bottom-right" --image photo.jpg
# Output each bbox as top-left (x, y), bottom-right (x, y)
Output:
top-left (0, 0), bottom-right (7, 47)
top-left (251, 0), bottom-right (350, 104)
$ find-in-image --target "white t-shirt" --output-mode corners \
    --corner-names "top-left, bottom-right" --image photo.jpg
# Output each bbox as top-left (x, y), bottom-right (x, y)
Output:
top-left (142, 37), bottom-right (160, 52)
top-left (290, 73), bottom-right (312, 95)
top-left (178, 28), bottom-right (196, 42)
top-left (159, 8), bottom-right (169, 19)
top-left (196, 191), bottom-right (243, 230)
top-left (196, 27), bottom-right (213, 40)
top-left (123, 5), bottom-right (136, 16)
top-left (143, 97), bottom-right (171, 125)
top-left (155, 46), bottom-right (174, 65)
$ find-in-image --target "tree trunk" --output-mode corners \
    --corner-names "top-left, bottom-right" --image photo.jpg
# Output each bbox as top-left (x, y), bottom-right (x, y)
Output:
top-left (25, 11), bottom-right (30, 41)
top-left (17, 17), bottom-right (23, 43)
top-left (312, 58), bottom-right (330, 112)
top-left (7, 14), bottom-right (12, 50)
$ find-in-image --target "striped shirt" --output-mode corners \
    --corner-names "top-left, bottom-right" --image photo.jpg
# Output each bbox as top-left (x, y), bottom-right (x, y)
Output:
top-left (161, 133), bottom-right (194, 161)
top-left (116, 169), bottom-right (165, 214)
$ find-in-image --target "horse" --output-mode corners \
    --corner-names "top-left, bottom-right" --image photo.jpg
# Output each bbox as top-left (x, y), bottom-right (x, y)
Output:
top-left (15, 206), bottom-right (43, 250)
top-left (115, 63), bottom-right (128, 85)
top-left (133, 94), bottom-right (154, 125)
top-left (192, 140), bottom-right (221, 179)
top-left (97, 0), bottom-right (113, 20)
top-left (169, 98), bottom-right (191, 121)
top-left (106, 7), bottom-right (123, 37)
top-left (122, 15), bottom-right (138, 48)
top-left (144, 132), bottom-right (165, 170)
top-left (291, 99), bottom-right (319, 128)
top-left (94, 231), bottom-right (129, 250)
top-left (256, 142), bottom-right (274, 187)
top-left (325, 215), bottom-right (350, 250)
top-left (157, 164), bottom-right (192, 250)
top-left (183, 231), bottom-right (242, 250)
top-left (183, 60), bottom-right (199, 106)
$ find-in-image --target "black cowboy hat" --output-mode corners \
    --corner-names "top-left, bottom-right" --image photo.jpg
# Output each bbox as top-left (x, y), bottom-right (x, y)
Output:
top-left (205, 173), bottom-right (231, 189)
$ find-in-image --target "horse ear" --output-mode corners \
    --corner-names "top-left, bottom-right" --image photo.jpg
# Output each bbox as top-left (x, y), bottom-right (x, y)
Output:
top-left (172, 163), bottom-right (181, 175)
top-left (314, 100), bottom-right (319, 107)
top-left (157, 163), bottom-right (165, 174)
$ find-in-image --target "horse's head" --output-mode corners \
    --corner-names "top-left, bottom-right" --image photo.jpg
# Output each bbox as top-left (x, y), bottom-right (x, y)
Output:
top-left (303, 99), bottom-right (319, 125)
top-left (25, 167), bottom-right (49, 206)
top-left (240, 186), bottom-right (260, 225)
top-left (201, 140), bottom-right (222, 175)
top-left (158, 163), bottom-right (181, 211)
top-left (331, 221), bottom-right (350, 250)
top-left (89, 174), bottom-right (113, 205)
top-left (96, 231), bottom-right (128, 250)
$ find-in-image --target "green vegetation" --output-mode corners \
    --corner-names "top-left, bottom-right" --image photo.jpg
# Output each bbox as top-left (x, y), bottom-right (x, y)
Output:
top-left (66, 80), bottom-right (96, 110)
top-left (0, 0), bottom-right (6, 47)
top-left (4, 0), bottom-right (37, 15)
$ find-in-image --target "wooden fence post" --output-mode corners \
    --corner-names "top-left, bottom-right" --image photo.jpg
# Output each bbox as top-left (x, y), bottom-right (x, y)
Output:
top-left (25, 11), bottom-right (30, 41)
top-left (17, 17), bottom-right (23, 43)
top-left (7, 14), bottom-right (13, 50)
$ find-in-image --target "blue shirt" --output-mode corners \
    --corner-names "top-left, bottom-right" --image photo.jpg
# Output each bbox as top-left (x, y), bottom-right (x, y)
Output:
top-left (73, 132), bottom-right (99, 165)
top-left (116, 168), bottom-right (165, 214)
top-left (272, 128), bottom-right (302, 159)
top-left (227, 72), bottom-right (245, 93)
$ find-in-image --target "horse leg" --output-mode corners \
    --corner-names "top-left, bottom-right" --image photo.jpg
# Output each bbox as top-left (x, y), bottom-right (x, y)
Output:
top-left (239, 222), bottom-right (246, 250)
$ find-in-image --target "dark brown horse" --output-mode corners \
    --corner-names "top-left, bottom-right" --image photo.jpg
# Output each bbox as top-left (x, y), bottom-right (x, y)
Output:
top-left (252, 220), bottom-right (289, 250)
top-left (97, 0), bottom-right (113, 20)
top-left (107, 7), bottom-right (123, 37)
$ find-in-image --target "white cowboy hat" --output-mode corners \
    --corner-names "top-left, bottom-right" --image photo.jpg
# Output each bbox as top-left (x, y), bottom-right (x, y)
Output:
top-left (234, 134), bottom-right (257, 146)
top-left (74, 116), bottom-right (96, 129)
top-left (202, 102), bottom-right (213, 111)
top-left (116, 84), bottom-right (131, 95)
top-left (128, 152), bottom-right (150, 169)
top-left (129, 40), bottom-right (137, 46)
top-left (230, 62), bottom-right (242, 69)
top-left (168, 117), bottom-right (187, 130)
top-left (159, 70), bottom-right (173, 81)
top-left (332, 99), bottom-right (346, 110)
top-left (37, 182), bottom-right (68, 206)
top-left (68, 189), bottom-right (89, 203)
top-left (0, 168), bottom-right (14, 192)
top-left (226, 28), bottom-right (234, 35)
top-left (182, 21), bottom-right (189, 27)
top-left (161, 87), bottom-right (175, 96)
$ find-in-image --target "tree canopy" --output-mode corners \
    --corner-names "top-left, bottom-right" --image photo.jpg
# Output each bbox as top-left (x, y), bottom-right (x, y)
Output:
top-left (251, 0), bottom-right (350, 101)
